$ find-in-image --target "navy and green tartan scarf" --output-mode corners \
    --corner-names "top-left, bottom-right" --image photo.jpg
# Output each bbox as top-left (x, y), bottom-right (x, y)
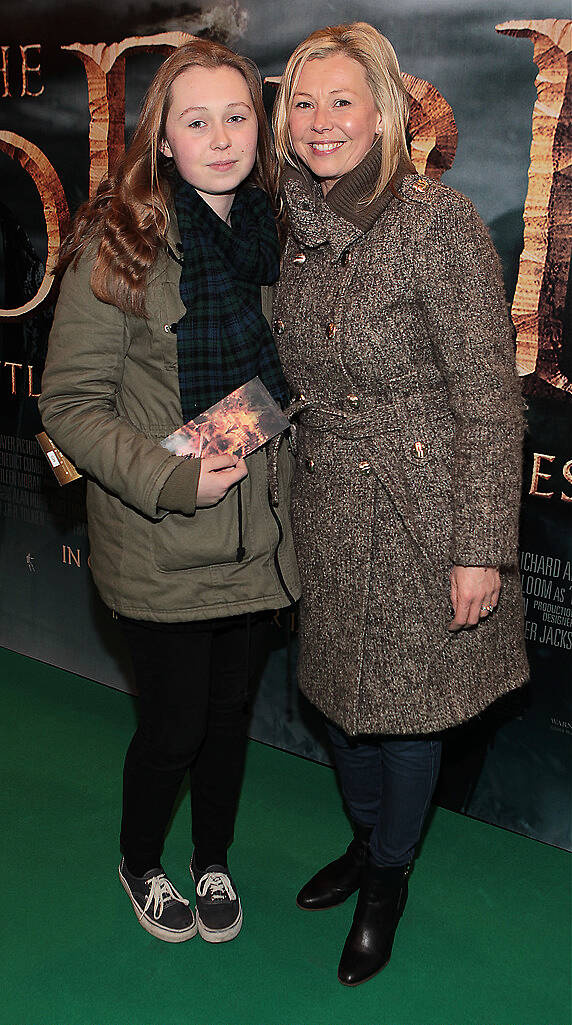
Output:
top-left (174, 181), bottom-right (288, 422)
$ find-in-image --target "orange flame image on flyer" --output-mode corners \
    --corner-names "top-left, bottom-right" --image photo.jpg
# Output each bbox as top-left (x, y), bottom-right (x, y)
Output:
top-left (161, 378), bottom-right (289, 460)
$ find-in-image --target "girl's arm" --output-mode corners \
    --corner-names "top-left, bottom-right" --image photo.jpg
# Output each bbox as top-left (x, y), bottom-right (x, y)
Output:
top-left (39, 249), bottom-right (191, 520)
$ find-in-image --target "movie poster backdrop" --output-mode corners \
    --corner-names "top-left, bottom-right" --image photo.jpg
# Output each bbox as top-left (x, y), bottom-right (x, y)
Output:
top-left (1, 3), bottom-right (570, 849)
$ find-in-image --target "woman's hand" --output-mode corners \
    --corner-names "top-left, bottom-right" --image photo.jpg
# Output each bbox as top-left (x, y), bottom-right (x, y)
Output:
top-left (196, 454), bottom-right (248, 508)
top-left (448, 565), bottom-right (501, 631)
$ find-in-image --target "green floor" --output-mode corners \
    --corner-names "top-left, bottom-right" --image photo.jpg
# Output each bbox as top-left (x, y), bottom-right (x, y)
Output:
top-left (1, 646), bottom-right (570, 1025)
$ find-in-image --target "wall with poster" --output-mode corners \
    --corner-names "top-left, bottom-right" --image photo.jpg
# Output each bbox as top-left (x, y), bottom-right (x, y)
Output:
top-left (1, 2), bottom-right (570, 849)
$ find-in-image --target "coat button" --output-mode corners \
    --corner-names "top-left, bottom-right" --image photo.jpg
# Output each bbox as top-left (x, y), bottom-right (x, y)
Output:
top-left (326, 322), bottom-right (337, 339)
top-left (346, 393), bottom-right (359, 409)
top-left (358, 460), bottom-right (371, 475)
top-left (341, 251), bottom-right (352, 266)
top-left (411, 441), bottom-right (426, 460)
top-left (305, 458), bottom-right (315, 473)
top-left (292, 252), bottom-right (306, 264)
top-left (274, 319), bottom-right (285, 335)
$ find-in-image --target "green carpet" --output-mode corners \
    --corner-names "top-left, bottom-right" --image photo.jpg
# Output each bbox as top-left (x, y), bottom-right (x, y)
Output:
top-left (1, 645), bottom-right (570, 1025)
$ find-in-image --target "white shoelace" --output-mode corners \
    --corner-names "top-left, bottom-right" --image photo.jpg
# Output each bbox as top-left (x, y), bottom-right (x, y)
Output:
top-left (196, 871), bottom-right (236, 902)
top-left (141, 873), bottom-right (190, 922)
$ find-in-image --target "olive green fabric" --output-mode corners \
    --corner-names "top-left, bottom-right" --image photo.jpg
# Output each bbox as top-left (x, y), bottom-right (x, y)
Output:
top-left (39, 218), bottom-right (300, 621)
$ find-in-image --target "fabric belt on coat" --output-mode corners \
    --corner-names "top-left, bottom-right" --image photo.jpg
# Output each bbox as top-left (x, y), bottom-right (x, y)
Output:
top-left (267, 377), bottom-right (451, 505)
top-left (267, 394), bottom-right (398, 505)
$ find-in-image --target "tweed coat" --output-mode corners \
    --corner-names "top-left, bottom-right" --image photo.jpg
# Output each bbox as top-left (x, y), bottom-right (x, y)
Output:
top-left (273, 151), bottom-right (528, 736)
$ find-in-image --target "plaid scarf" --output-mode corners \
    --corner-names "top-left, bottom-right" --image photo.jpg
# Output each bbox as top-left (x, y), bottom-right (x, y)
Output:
top-left (174, 181), bottom-right (288, 422)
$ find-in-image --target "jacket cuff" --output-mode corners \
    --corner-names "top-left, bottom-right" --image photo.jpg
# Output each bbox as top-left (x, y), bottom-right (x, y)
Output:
top-left (157, 457), bottom-right (201, 515)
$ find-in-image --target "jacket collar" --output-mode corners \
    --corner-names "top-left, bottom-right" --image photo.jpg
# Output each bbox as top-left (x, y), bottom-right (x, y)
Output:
top-left (165, 212), bottom-right (183, 261)
top-left (282, 140), bottom-right (410, 257)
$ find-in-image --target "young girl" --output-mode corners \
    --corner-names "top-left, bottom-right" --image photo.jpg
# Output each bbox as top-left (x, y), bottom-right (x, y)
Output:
top-left (39, 40), bottom-right (299, 944)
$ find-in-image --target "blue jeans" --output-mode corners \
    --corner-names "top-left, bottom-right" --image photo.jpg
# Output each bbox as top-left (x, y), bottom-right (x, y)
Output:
top-left (326, 720), bottom-right (442, 867)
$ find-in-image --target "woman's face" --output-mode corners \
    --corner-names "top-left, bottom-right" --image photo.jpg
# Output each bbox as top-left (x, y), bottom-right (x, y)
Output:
top-left (288, 53), bottom-right (382, 195)
top-left (162, 65), bottom-right (258, 218)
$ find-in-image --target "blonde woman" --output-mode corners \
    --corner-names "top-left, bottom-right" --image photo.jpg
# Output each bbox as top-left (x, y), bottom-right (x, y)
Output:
top-left (272, 22), bottom-right (527, 985)
top-left (40, 40), bottom-right (299, 944)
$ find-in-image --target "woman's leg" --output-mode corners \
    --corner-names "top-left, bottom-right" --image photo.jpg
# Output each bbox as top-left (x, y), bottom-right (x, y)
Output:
top-left (295, 721), bottom-right (381, 911)
top-left (325, 720), bottom-right (384, 833)
top-left (334, 732), bottom-right (442, 986)
top-left (326, 723), bottom-right (442, 864)
top-left (370, 736), bottom-right (442, 866)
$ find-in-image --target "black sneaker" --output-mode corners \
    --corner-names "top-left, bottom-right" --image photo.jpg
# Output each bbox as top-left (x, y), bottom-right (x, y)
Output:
top-left (119, 859), bottom-right (197, 943)
top-left (190, 857), bottom-right (243, 943)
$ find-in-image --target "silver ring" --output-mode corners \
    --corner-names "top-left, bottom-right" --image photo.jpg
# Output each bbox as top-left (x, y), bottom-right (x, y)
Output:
top-left (480, 604), bottom-right (494, 613)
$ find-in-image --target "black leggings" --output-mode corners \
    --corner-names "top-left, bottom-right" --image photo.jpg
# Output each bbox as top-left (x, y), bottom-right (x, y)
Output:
top-left (118, 612), bottom-right (266, 876)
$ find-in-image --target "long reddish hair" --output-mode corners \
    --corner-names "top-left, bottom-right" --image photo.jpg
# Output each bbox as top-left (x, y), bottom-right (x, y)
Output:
top-left (58, 40), bottom-right (276, 316)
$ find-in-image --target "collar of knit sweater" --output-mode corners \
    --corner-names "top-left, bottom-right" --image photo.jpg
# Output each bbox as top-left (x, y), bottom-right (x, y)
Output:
top-left (282, 139), bottom-right (411, 251)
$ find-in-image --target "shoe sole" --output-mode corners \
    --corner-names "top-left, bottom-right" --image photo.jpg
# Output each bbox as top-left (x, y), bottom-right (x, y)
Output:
top-left (338, 956), bottom-right (391, 987)
top-left (119, 866), bottom-right (198, 943)
top-left (196, 901), bottom-right (243, 943)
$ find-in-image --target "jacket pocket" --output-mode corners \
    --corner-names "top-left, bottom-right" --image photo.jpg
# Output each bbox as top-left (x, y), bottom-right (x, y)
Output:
top-left (151, 483), bottom-right (246, 573)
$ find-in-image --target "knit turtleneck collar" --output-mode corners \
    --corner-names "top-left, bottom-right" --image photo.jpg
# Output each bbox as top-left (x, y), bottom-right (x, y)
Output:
top-left (282, 140), bottom-right (412, 252)
top-left (324, 137), bottom-right (407, 231)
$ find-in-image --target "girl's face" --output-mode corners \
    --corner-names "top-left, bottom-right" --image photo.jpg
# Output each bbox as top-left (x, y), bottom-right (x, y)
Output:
top-left (162, 65), bottom-right (258, 218)
top-left (288, 53), bottom-right (382, 195)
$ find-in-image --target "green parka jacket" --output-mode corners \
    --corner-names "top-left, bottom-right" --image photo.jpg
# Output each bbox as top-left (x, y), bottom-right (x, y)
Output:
top-left (39, 218), bottom-right (300, 621)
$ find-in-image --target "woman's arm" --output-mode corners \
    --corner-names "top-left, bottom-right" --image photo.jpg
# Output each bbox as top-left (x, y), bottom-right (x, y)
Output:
top-left (414, 191), bottom-right (524, 573)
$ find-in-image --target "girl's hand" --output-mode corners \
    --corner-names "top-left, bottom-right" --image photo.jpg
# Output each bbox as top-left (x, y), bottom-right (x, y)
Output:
top-left (448, 565), bottom-right (501, 631)
top-left (196, 455), bottom-right (247, 508)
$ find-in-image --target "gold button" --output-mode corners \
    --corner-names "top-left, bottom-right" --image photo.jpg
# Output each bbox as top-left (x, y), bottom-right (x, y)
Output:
top-left (326, 322), bottom-right (337, 339)
top-left (411, 441), bottom-right (426, 460)
top-left (274, 319), bottom-right (285, 335)
top-left (305, 458), bottom-right (315, 473)
top-left (293, 252), bottom-right (306, 265)
top-left (341, 251), bottom-right (352, 266)
top-left (346, 394), bottom-right (359, 409)
top-left (358, 460), bottom-right (371, 476)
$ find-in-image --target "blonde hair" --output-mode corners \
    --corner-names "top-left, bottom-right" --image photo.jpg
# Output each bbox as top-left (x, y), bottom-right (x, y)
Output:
top-left (273, 22), bottom-right (414, 201)
top-left (58, 40), bottom-right (276, 316)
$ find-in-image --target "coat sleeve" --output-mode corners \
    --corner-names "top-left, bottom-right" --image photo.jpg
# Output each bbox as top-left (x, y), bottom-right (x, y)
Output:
top-left (414, 192), bottom-right (524, 568)
top-left (39, 250), bottom-right (189, 520)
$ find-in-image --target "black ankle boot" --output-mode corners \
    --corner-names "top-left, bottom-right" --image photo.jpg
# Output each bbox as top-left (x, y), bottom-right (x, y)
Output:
top-left (337, 860), bottom-right (410, 986)
top-left (296, 824), bottom-right (372, 911)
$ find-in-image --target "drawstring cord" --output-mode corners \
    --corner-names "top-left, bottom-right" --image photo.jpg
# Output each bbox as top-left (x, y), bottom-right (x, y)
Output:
top-left (236, 482), bottom-right (245, 562)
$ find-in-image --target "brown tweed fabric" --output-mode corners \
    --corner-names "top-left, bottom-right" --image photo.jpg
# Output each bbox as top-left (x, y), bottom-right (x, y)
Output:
top-left (273, 149), bottom-right (528, 736)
